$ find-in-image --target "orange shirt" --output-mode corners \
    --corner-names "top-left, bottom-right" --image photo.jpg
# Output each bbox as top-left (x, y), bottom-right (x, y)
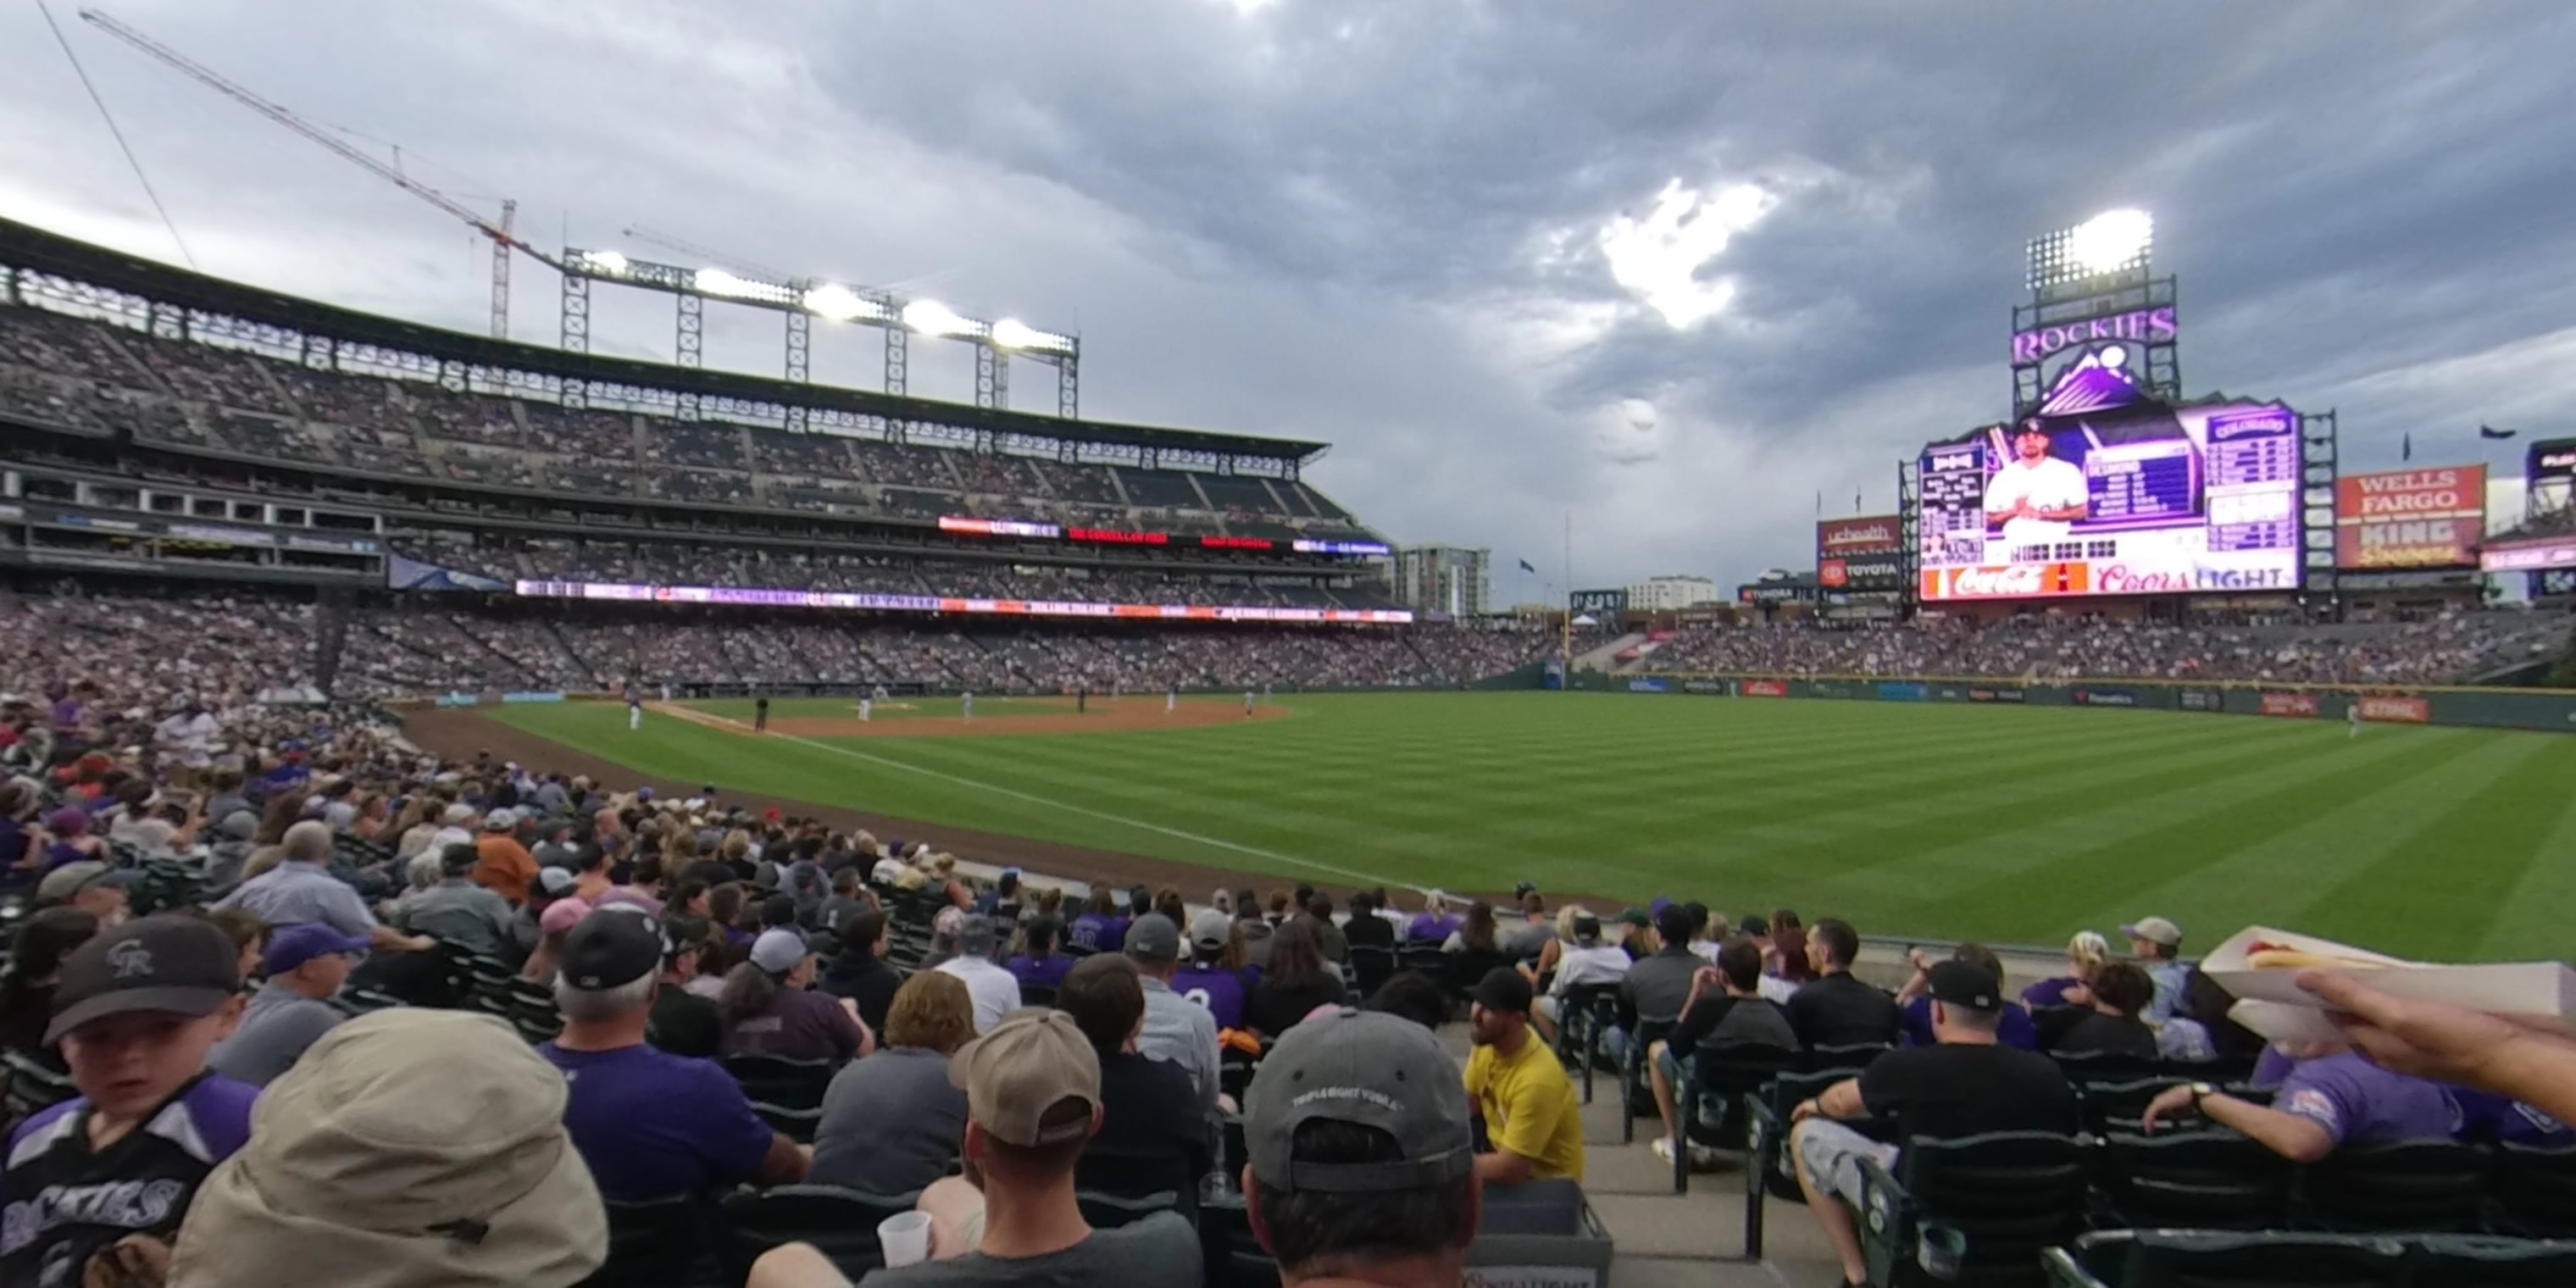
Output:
top-left (472, 834), bottom-right (539, 906)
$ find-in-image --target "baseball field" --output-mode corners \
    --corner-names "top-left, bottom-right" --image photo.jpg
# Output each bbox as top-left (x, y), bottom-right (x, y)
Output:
top-left (433, 691), bottom-right (2576, 962)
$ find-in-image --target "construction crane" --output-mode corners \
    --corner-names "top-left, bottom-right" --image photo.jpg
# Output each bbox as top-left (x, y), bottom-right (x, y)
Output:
top-left (78, 8), bottom-right (562, 339)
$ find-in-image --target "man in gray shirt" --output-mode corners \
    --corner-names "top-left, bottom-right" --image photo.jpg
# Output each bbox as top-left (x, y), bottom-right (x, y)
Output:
top-left (208, 924), bottom-right (366, 1085)
top-left (398, 843), bottom-right (518, 959)
top-left (1125, 913), bottom-right (1222, 1113)
top-left (747, 1009), bottom-right (1202, 1288)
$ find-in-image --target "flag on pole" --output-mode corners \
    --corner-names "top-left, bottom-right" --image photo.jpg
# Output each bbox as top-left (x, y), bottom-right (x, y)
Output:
top-left (1517, 558), bottom-right (1536, 574)
top-left (2480, 425), bottom-right (2518, 441)
top-left (1854, 489), bottom-right (1863, 513)
top-left (1814, 490), bottom-right (1822, 516)
top-left (2401, 432), bottom-right (2412, 462)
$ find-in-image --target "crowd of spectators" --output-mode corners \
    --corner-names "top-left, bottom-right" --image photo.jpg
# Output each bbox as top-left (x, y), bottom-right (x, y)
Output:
top-left (0, 300), bottom-right (1377, 541)
top-left (1, 571), bottom-right (2574, 1288)
top-left (1645, 609), bottom-right (2568, 686)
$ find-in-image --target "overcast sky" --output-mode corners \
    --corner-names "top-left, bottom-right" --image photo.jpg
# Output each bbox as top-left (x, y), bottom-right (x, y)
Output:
top-left (3, 0), bottom-right (2569, 599)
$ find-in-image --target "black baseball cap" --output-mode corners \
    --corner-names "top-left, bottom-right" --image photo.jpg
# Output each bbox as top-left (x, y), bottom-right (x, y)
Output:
top-left (47, 916), bottom-right (242, 1045)
top-left (559, 907), bottom-right (667, 991)
top-left (1471, 966), bottom-right (1532, 1015)
top-left (1926, 959), bottom-right (2001, 1012)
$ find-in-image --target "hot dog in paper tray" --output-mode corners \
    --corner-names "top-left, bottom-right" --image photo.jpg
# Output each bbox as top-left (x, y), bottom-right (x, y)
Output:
top-left (2202, 925), bottom-right (2576, 1046)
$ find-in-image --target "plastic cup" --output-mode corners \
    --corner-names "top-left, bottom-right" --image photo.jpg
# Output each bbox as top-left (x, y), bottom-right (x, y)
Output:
top-left (879, 1211), bottom-right (933, 1269)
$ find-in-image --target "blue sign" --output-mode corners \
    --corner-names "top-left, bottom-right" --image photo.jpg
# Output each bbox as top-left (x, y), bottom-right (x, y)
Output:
top-left (1877, 682), bottom-right (1928, 702)
top-left (500, 691), bottom-right (567, 704)
top-left (1627, 678), bottom-right (1669, 694)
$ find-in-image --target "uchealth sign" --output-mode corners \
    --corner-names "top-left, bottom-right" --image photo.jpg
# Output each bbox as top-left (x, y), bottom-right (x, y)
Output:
top-left (1817, 515), bottom-right (1903, 558)
top-left (2334, 466), bottom-right (2484, 569)
top-left (2259, 691), bottom-right (2320, 718)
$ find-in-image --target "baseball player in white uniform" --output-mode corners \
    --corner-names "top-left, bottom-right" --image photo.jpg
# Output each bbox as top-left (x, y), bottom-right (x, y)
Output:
top-left (1984, 421), bottom-right (2090, 547)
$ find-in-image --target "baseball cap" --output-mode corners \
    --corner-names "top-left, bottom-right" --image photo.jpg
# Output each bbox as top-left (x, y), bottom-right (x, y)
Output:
top-left (1124, 913), bottom-right (1180, 963)
top-left (538, 897), bottom-right (593, 937)
top-left (36, 861), bottom-right (132, 905)
top-left (47, 915), bottom-right (242, 1044)
top-left (2120, 917), bottom-right (2183, 948)
top-left (1245, 1008), bottom-right (1473, 1194)
top-left (1189, 908), bottom-right (1232, 952)
top-left (1614, 908), bottom-right (1650, 930)
top-left (1471, 967), bottom-right (1532, 1015)
top-left (948, 1008), bottom-right (1101, 1148)
top-left (1738, 913), bottom-right (1769, 937)
top-left (1570, 912), bottom-right (1602, 947)
top-left (749, 927), bottom-right (819, 974)
top-left (958, 914), bottom-right (998, 957)
top-left (559, 908), bottom-right (666, 991)
top-left (482, 808), bottom-right (515, 830)
top-left (166, 1010), bottom-right (605, 1288)
top-left (263, 924), bottom-right (371, 976)
top-left (759, 892), bottom-right (797, 926)
top-left (1926, 960), bottom-right (2002, 1012)
top-left (536, 868), bottom-right (576, 897)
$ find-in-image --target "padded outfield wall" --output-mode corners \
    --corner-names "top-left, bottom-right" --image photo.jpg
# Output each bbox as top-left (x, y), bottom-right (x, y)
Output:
top-left (1567, 671), bottom-right (2576, 734)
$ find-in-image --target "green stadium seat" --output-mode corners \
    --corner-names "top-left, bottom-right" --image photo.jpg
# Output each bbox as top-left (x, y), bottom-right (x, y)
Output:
top-left (1856, 1130), bottom-right (2088, 1288)
top-left (2042, 1229), bottom-right (2407, 1288)
top-left (717, 1185), bottom-right (917, 1285)
top-left (1672, 1041), bottom-right (1798, 1194)
top-left (2091, 1130), bottom-right (2293, 1230)
top-left (2300, 1139), bottom-right (2490, 1231)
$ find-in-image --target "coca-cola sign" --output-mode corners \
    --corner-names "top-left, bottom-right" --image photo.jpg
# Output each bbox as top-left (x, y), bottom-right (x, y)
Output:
top-left (1922, 563), bottom-right (2089, 599)
top-left (1817, 515), bottom-right (1903, 558)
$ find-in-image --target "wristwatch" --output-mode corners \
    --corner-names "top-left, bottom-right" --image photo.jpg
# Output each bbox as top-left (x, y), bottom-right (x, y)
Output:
top-left (2188, 1081), bottom-right (2217, 1110)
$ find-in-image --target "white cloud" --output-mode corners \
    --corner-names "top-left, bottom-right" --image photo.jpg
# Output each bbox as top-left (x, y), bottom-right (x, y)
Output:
top-left (1596, 178), bottom-right (1777, 328)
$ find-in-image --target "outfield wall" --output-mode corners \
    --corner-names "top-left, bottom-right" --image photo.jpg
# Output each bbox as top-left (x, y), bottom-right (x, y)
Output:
top-left (1568, 671), bottom-right (2576, 734)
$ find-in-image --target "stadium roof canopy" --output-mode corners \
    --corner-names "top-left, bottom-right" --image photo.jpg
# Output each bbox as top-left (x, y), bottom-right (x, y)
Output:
top-left (0, 216), bottom-right (1329, 464)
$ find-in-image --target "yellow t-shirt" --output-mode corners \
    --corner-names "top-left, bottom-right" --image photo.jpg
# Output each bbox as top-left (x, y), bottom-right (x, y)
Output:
top-left (1465, 1035), bottom-right (1585, 1182)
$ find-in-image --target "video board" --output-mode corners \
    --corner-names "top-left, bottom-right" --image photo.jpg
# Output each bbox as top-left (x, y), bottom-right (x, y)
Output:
top-left (1916, 398), bottom-right (2301, 600)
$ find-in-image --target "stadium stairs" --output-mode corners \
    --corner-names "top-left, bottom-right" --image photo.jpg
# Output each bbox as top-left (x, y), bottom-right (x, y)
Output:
top-left (1574, 632), bottom-right (1646, 673)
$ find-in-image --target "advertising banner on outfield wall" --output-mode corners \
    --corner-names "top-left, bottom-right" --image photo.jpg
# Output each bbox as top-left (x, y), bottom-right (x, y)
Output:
top-left (2259, 691), bottom-right (2321, 718)
top-left (1742, 680), bottom-right (1789, 697)
top-left (2074, 688), bottom-right (2138, 707)
top-left (2359, 695), bottom-right (2432, 724)
top-left (1966, 686), bottom-right (2026, 703)
top-left (2179, 688), bottom-right (2224, 712)
top-left (2334, 466), bottom-right (2485, 569)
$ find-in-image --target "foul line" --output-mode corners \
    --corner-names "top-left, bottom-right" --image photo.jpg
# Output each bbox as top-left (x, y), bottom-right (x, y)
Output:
top-left (763, 730), bottom-right (1418, 893)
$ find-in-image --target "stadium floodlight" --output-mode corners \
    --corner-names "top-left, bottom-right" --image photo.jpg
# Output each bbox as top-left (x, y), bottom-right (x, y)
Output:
top-left (2068, 209), bottom-right (2152, 276)
top-left (991, 317), bottom-right (1069, 353)
top-left (902, 298), bottom-right (974, 337)
top-left (802, 282), bottom-right (887, 324)
top-left (580, 249), bottom-right (630, 275)
top-left (2027, 208), bottom-right (2155, 291)
top-left (691, 268), bottom-right (794, 305)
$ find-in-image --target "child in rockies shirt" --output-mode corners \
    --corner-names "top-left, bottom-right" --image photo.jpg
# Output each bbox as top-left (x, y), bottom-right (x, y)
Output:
top-left (2, 918), bottom-right (255, 1288)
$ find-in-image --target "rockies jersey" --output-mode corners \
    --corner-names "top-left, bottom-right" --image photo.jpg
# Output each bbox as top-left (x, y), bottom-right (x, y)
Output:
top-left (2, 1074), bottom-right (258, 1287)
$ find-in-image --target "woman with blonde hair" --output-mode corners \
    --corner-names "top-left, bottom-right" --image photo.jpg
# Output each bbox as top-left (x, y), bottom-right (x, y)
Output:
top-left (809, 972), bottom-right (975, 1194)
top-left (2022, 930), bottom-right (2113, 1010)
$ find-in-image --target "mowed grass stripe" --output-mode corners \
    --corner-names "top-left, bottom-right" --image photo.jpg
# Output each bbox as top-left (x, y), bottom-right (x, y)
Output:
top-left (2296, 734), bottom-right (2576, 959)
top-left (1905, 729), bottom-right (2483, 947)
top-left (2107, 730), bottom-right (2553, 958)
top-left (489, 695), bottom-right (2567, 956)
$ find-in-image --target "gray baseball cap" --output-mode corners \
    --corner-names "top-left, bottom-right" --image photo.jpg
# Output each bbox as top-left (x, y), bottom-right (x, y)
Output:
top-left (1244, 1008), bottom-right (1472, 1194)
top-left (958, 914), bottom-right (999, 957)
top-left (1124, 913), bottom-right (1181, 963)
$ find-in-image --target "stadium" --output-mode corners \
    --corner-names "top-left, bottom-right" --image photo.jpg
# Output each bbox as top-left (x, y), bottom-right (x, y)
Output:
top-left (7, 14), bottom-right (2576, 1288)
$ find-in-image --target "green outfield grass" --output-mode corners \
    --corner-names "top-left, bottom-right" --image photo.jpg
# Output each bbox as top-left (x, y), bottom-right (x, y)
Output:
top-left (480, 692), bottom-right (2576, 961)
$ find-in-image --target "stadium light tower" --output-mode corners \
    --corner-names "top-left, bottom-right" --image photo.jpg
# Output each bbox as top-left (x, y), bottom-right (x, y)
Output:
top-left (2013, 208), bottom-right (2177, 414)
top-left (559, 242), bottom-right (1079, 422)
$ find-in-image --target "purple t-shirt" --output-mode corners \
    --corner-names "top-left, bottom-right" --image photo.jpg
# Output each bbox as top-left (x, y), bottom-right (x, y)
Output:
top-left (540, 1042), bottom-right (774, 1200)
top-left (1170, 965), bottom-right (1254, 1032)
top-left (1068, 913), bottom-right (1129, 955)
top-left (719, 987), bottom-right (864, 1065)
top-left (2, 1075), bottom-right (258, 1279)
top-left (2020, 976), bottom-right (2083, 1010)
top-left (1007, 954), bottom-right (1074, 991)
top-left (1899, 995), bottom-right (2040, 1051)
top-left (1407, 913), bottom-right (1462, 944)
top-left (2273, 1052), bottom-right (2462, 1146)
top-left (2456, 1090), bottom-right (2573, 1146)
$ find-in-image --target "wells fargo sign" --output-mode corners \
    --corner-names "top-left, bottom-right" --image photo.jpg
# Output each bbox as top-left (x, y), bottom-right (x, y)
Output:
top-left (2334, 466), bottom-right (2484, 569)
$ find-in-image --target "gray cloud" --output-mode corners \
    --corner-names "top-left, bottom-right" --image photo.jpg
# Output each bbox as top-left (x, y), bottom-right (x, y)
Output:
top-left (3, 0), bottom-right (2569, 601)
